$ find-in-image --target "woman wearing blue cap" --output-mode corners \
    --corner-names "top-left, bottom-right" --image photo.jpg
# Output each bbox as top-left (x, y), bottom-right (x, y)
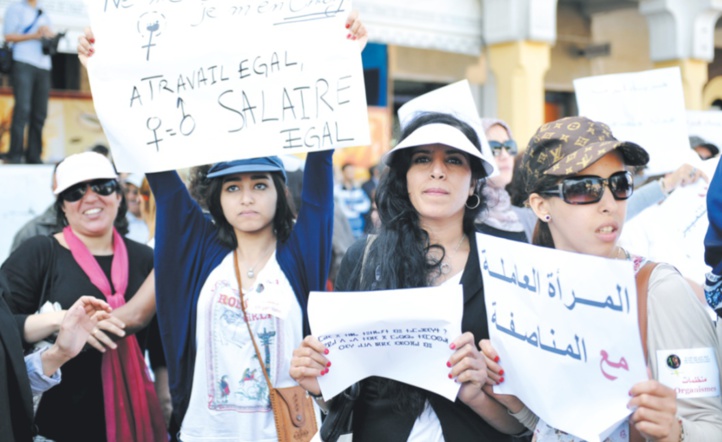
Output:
top-left (79, 12), bottom-right (367, 442)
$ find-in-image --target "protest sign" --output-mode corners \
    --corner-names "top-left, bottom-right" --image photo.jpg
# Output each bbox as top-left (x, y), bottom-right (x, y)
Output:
top-left (0, 166), bottom-right (55, 265)
top-left (84, 0), bottom-right (369, 173)
top-left (478, 233), bottom-right (647, 442)
top-left (574, 68), bottom-right (688, 175)
top-left (620, 158), bottom-right (718, 284)
top-left (308, 286), bottom-right (463, 401)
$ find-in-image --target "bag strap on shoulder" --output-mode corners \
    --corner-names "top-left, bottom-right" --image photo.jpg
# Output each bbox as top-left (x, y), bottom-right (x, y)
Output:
top-left (635, 261), bottom-right (658, 359)
top-left (234, 250), bottom-right (275, 390)
top-left (21, 9), bottom-right (43, 35)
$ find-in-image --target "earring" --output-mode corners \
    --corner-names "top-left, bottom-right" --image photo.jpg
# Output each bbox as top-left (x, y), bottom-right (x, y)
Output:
top-left (543, 214), bottom-right (551, 222)
top-left (465, 194), bottom-right (481, 209)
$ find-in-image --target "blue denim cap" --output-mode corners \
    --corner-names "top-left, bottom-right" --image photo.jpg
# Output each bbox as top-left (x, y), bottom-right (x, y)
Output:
top-left (207, 156), bottom-right (287, 182)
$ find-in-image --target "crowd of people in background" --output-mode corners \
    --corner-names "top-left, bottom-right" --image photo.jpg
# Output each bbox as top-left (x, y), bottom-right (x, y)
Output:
top-left (2, 6), bottom-right (722, 442)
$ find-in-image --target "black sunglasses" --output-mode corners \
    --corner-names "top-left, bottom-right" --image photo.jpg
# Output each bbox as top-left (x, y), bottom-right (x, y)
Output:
top-left (539, 171), bottom-right (634, 205)
top-left (61, 179), bottom-right (119, 202)
top-left (489, 140), bottom-right (518, 157)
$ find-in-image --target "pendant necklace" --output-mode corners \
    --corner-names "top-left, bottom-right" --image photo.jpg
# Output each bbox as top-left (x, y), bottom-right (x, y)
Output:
top-left (440, 234), bottom-right (467, 275)
top-left (245, 241), bottom-right (276, 279)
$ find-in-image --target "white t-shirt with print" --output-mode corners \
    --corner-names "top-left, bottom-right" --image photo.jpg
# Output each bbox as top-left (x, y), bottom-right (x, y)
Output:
top-left (179, 251), bottom-right (308, 442)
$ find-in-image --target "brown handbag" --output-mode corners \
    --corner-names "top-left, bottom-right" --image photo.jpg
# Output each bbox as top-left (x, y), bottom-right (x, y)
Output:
top-left (234, 251), bottom-right (318, 442)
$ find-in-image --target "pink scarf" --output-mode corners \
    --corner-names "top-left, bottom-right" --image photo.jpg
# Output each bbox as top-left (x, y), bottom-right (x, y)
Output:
top-left (63, 227), bottom-right (167, 442)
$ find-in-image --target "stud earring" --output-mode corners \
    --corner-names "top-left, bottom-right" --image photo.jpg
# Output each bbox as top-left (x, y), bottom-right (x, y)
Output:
top-left (543, 214), bottom-right (551, 222)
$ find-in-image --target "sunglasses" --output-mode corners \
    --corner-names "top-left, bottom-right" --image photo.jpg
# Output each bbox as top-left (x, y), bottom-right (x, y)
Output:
top-left (489, 140), bottom-right (518, 157)
top-left (539, 171), bottom-right (634, 205)
top-left (61, 179), bottom-right (119, 202)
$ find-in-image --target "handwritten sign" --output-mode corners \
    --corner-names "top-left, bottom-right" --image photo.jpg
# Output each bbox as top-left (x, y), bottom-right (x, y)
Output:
top-left (308, 286), bottom-right (463, 401)
top-left (84, 0), bottom-right (369, 173)
top-left (620, 158), bottom-right (718, 283)
top-left (478, 233), bottom-right (647, 442)
top-left (574, 68), bottom-right (689, 175)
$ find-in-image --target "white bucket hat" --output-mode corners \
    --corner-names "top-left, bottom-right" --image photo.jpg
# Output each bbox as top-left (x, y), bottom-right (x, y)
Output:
top-left (54, 152), bottom-right (118, 195)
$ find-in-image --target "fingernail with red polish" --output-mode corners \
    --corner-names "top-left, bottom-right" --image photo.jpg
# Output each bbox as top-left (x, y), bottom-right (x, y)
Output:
top-left (494, 356), bottom-right (500, 363)
top-left (446, 361), bottom-right (451, 368)
top-left (448, 373), bottom-right (453, 379)
top-left (352, 36), bottom-right (357, 40)
top-left (499, 377), bottom-right (504, 383)
top-left (345, 23), bottom-right (350, 29)
top-left (346, 33), bottom-right (351, 39)
top-left (324, 349), bottom-right (329, 355)
top-left (326, 361), bottom-right (332, 368)
top-left (449, 343), bottom-right (456, 350)
top-left (499, 369), bottom-right (504, 376)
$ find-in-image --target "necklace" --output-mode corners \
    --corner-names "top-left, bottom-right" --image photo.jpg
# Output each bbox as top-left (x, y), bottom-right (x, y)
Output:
top-left (243, 241), bottom-right (276, 279)
top-left (439, 234), bottom-right (467, 275)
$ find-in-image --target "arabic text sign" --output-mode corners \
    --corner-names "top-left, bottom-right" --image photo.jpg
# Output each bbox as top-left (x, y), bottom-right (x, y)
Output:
top-left (308, 286), bottom-right (463, 401)
top-left (478, 233), bottom-right (647, 442)
top-left (84, 0), bottom-right (369, 173)
top-left (574, 68), bottom-right (688, 175)
top-left (621, 173), bottom-right (713, 283)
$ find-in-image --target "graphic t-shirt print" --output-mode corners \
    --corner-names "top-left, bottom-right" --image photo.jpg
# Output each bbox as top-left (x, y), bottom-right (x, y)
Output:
top-left (205, 278), bottom-right (283, 412)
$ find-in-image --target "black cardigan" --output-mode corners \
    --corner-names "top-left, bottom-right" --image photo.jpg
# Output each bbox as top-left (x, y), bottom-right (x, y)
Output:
top-left (334, 233), bottom-right (512, 442)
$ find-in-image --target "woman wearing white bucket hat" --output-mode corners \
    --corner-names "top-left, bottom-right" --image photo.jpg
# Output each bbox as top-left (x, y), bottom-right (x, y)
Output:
top-left (1, 151), bottom-right (166, 441)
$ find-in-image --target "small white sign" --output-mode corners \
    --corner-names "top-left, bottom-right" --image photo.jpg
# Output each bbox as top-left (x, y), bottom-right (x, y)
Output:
top-left (308, 286), bottom-right (463, 402)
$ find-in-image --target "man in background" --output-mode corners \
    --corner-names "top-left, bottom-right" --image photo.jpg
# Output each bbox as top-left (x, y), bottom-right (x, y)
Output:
top-left (334, 162), bottom-right (371, 240)
top-left (3, 0), bottom-right (55, 164)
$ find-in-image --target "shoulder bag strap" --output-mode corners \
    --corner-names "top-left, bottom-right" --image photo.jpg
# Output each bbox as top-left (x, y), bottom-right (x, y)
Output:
top-left (234, 250), bottom-right (275, 391)
top-left (630, 261), bottom-right (658, 442)
top-left (635, 261), bottom-right (658, 359)
top-left (21, 9), bottom-right (43, 35)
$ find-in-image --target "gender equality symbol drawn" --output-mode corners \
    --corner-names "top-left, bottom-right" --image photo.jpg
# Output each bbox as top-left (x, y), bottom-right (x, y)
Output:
top-left (137, 11), bottom-right (166, 61)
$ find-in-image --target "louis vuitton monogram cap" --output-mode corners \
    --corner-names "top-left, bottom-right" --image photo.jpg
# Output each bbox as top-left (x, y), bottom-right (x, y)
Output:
top-left (523, 116), bottom-right (649, 180)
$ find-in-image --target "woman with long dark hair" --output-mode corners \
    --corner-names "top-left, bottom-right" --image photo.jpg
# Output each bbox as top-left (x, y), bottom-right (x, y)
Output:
top-left (290, 112), bottom-right (524, 441)
top-left (78, 12), bottom-right (368, 442)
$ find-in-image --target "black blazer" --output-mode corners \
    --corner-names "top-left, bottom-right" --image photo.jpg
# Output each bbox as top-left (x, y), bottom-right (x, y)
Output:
top-left (0, 273), bottom-right (35, 442)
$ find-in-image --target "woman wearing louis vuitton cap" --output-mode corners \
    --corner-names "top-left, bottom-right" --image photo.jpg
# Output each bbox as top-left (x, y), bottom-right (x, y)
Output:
top-left (480, 116), bottom-right (722, 441)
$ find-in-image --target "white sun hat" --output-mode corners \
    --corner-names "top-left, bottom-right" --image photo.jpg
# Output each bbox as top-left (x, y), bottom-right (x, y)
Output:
top-left (54, 152), bottom-right (118, 195)
top-left (383, 80), bottom-right (497, 177)
top-left (383, 123), bottom-right (494, 175)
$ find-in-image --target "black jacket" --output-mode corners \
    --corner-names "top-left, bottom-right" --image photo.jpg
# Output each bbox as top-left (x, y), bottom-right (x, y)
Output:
top-left (335, 233), bottom-right (512, 442)
top-left (0, 273), bottom-right (35, 442)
